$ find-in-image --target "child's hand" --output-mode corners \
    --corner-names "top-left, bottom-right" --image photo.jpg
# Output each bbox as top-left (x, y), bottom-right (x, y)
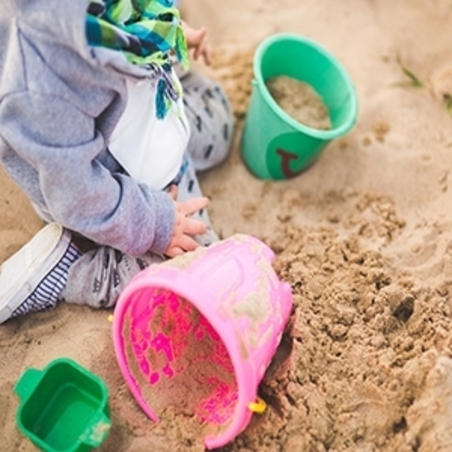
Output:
top-left (164, 185), bottom-right (209, 258)
top-left (182, 21), bottom-right (211, 65)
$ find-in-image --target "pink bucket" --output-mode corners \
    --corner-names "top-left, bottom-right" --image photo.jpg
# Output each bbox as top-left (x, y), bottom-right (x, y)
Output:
top-left (112, 234), bottom-right (293, 449)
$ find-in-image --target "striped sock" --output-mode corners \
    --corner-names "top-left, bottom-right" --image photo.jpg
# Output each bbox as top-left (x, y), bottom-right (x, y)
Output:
top-left (11, 243), bottom-right (82, 318)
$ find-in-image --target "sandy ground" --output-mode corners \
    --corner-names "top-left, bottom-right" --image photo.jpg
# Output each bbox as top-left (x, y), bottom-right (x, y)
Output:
top-left (3, 0), bottom-right (452, 451)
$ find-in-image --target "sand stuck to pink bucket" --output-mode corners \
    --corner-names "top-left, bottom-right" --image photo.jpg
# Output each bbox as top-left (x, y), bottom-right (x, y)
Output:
top-left (112, 234), bottom-right (293, 449)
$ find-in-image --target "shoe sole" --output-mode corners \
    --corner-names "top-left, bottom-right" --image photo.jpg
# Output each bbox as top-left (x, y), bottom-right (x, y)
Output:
top-left (0, 223), bottom-right (71, 324)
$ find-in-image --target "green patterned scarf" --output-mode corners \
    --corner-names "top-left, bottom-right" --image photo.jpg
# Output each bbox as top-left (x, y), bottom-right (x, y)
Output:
top-left (86, 0), bottom-right (189, 118)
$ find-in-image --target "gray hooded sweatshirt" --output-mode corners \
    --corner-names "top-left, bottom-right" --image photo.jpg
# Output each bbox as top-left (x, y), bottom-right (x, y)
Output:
top-left (0, 0), bottom-right (175, 257)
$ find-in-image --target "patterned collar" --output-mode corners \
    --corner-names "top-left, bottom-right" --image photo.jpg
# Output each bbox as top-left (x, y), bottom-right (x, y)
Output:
top-left (86, 0), bottom-right (189, 118)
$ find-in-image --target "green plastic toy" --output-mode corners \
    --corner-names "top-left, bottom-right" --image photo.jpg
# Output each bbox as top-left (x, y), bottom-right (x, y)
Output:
top-left (241, 33), bottom-right (358, 180)
top-left (15, 358), bottom-right (111, 452)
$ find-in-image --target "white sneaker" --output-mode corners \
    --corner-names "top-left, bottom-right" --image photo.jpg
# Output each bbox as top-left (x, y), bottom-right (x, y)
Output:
top-left (0, 223), bottom-right (80, 324)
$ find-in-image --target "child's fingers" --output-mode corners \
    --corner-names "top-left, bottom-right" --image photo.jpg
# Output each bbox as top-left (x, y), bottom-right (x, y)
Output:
top-left (177, 234), bottom-right (201, 252)
top-left (191, 27), bottom-right (207, 47)
top-left (202, 43), bottom-right (211, 65)
top-left (185, 26), bottom-right (210, 65)
top-left (165, 245), bottom-right (184, 258)
top-left (168, 184), bottom-right (178, 200)
top-left (180, 196), bottom-right (209, 216)
top-left (165, 233), bottom-right (201, 258)
top-left (195, 39), bottom-right (210, 65)
top-left (183, 217), bottom-right (207, 236)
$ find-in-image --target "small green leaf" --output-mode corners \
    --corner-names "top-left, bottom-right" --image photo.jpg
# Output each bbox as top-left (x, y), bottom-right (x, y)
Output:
top-left (401, 66), bottom-right (424, 88)
top-left (396, 56), bottom-right (425, 88)
top-left (443, 94), bottom-right (452, 115)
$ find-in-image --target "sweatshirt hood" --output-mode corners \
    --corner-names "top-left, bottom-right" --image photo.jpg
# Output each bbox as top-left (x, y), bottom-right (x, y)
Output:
top-left (0, 0), bottom-right (149, 78)
top-left (2, 0), bottom-right (93, 61)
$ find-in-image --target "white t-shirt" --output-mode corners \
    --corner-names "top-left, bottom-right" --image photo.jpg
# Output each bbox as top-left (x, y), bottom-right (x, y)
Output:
top-left (109, 76), bottom-right (190, 190)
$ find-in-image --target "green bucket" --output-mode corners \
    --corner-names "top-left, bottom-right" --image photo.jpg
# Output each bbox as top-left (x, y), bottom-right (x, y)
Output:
top-left (15, 358), bottom-right (111, 452)
top-left (241, 33), bottom-right (358, 180)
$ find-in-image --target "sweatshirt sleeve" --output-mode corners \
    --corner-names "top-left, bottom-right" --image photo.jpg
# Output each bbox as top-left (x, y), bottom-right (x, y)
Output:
top-left (0, 91), bottom-right (174, 256)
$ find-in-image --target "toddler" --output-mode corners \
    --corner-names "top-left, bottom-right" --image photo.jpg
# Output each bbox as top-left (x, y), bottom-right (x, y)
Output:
top-left (0, 0), bottom-right (233, 323)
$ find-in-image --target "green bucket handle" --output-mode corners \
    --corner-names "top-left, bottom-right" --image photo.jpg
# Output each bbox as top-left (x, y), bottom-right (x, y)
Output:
top-left (14, 367), bottom-right (42, 401)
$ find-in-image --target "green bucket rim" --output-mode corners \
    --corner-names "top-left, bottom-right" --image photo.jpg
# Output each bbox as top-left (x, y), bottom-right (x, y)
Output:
top-left (15, 357), bottom-right (111, 452)
top-left (253, 33), bottom-right (359, 140)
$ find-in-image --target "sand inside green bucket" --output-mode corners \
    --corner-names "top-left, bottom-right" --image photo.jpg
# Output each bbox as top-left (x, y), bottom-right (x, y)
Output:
top-left (266, 76), bottom-right (332, 130)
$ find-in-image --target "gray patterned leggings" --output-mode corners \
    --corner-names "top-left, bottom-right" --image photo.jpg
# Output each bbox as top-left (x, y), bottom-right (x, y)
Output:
top-left (63, 70), bottom-right (234, 309)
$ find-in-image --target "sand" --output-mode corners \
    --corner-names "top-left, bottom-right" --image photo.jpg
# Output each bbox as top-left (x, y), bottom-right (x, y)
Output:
top-left (266, 76), bottom-right (332, 130)
top-left (3, 0), bottom-right (452, 451)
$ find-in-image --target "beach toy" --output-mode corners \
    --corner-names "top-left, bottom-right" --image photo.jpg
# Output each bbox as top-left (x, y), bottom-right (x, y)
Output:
top-left (112, 234), bottom-right (293, 449)
top-left (15, 358), bottom-right (111, 452)
top-left (241, 32), bottom-right (358, 180)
